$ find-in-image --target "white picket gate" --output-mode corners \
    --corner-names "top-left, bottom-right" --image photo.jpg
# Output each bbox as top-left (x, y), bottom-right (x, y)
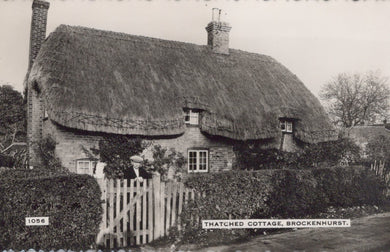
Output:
top-left (96, 176), bottom-right (197, 248)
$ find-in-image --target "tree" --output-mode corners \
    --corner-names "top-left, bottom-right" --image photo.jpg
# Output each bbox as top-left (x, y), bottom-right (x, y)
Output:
top-left (320, 71), bottom-right (390, 128)
top-left (0, 84), bottom-right (26, 149)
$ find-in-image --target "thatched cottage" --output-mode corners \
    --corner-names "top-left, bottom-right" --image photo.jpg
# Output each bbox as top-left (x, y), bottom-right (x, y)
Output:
top-left (26, 0), bottom-right (336, 174)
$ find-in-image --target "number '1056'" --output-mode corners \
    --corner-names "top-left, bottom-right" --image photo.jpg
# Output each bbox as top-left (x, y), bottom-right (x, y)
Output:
top-left (27, 218), bottom-right (45, 224)
top-left (25, 217), bottom-right (49, 226)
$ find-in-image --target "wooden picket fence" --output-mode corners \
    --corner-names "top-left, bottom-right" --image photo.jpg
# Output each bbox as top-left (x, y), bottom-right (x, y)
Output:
top-left (96, 175), bottom-right (198, 248)
top-left (371, 160), bottom-right (390, 195)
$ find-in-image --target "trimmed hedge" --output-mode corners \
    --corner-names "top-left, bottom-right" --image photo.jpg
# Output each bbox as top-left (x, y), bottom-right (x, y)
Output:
top-left (179, 166), bottom-right (386, 244)
top-left (0, 172), bottom-right (102, 250)
top-left (312, 166), bottom-right (386, 207)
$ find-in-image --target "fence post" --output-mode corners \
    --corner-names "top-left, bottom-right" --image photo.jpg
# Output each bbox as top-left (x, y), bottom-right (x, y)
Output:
top-left (153, 173), bottom-right (161, 240)
top-left (96, 178), bottom-right (107, 246)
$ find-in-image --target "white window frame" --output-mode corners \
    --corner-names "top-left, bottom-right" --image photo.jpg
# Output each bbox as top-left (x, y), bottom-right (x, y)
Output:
top-left (187, 149), bottom-right (209, 173)
top-left (280, 120), bottom-right (293, 133)
top-left (184, 109), bottom-right (199, 125)
top-left (76, 160), bottom-right (96, 175)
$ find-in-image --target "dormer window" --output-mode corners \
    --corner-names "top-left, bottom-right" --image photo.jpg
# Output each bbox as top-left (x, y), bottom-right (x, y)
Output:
top-left (184, 109), bottom-right (199, 125)
top-left (280, 119), bottom-right (293, 133)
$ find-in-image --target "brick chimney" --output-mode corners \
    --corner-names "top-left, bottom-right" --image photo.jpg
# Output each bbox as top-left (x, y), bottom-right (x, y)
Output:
top-left (29, 0), bottom-right (50, 70)
top-left (27, 0), bottom-right (49, 168)
top-left (205, 8), bottom-right (232, 55)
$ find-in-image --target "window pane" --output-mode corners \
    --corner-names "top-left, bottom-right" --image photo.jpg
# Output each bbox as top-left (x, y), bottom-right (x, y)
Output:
top-left (188, 151), bottom-right (197, 171)
top-left (190, 112), bottom-right (199, 125)
top-left (286, 122), bottom-right (293, 132)
top-left (184, 110), bottom-right (190, 123)
top-left (280, 121), bottom-right (286, 130)
top-left (199, 151), bottom-right (207, 170)
top-left (77, 161), bottom-right (91, 174)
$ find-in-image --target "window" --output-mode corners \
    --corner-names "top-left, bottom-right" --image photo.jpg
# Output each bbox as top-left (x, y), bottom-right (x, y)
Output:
top-left (188, 149), bottom-right (208, 173)
top-left (76, 160), bottom-right (96, 175)
top-left (280, 120), bottom-right (293, 133)
top-left (184, 109), bottom-right (199, 125)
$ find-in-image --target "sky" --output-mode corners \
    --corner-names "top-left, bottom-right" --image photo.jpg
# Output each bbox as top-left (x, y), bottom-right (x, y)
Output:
top-left (0, 0), bottom-right (389, 99)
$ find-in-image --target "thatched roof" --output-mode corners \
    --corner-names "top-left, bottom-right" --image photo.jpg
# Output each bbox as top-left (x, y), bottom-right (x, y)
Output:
top-left (29, 25), bottom-right (336, 143)
top-left (347, 125), bottom-right (390, 145)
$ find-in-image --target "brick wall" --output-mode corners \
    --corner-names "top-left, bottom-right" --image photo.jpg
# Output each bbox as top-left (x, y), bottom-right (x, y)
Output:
top-left (43, 120), bottom-right (304, 173)
top-left (142, 126), bottom-right (236, 173)
top-left (43, 121), bottom-right (236, 173)
top-left (43, 120), bottom-right (101, 173)
top-left (209, 147), bottom-right (235, 172)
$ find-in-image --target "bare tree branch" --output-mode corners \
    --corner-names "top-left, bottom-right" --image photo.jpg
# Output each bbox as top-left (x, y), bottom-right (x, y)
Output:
top-left (320, 71), bottom-right (390, 128)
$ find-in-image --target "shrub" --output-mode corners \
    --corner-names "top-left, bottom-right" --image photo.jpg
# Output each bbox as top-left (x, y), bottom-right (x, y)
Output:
top-left (36, 135), bottom-right (68, 173)
top-left (235, 138), bottom-right (361, 170)
top-left (312, 166), bottom-right (386, 208)
top-left (0, 153), bottom-right (14, 168)
top-left (298, 138), bottom-right (361, 167)
top-left (143, 145), bottom-right (186, 181)
top-left (0, 172), bottom-right (102, 250)
top-left (265, 170), bottom-right (326, 218)
top-left (11, 147), bottom-right (27, 169)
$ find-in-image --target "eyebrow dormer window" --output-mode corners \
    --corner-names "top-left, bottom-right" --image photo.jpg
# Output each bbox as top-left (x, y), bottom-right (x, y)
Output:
top-left (184, 109), bottom-right (199, 125)
top-left (280, 119), bottom-right (293, 133)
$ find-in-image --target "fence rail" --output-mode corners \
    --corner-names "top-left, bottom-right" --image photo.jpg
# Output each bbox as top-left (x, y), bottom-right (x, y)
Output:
top-left (96, 176), bottom-right (197, 248)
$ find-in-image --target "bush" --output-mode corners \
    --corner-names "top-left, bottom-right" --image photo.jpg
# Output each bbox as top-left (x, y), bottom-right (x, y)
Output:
top-left (143, 145), bottom-right (186, 181)
top-left (36, 135), bottom-right (68, 173)
top-left (235, 138), bottom-right (361, 170)
top-left (296, 138), bottom-right (361, 167)
top-left (264, 170), bottom-right (326, 218)
top-left (0, 172), bottom-right (102, 250)
top-left (177, 166), bottom-right (386, 245)
top-left (0, 153), bottom-right (14, 168)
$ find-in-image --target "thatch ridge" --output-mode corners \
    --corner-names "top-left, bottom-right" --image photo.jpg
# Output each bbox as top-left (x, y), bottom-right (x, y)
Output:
top-left (29, 25), bottom-right (337, 143)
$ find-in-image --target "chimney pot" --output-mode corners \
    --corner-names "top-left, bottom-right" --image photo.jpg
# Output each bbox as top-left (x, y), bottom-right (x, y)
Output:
top-left (32, 0), bottom-right (50, 9)
top-left (206, 11), bottom-right (231, 55)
